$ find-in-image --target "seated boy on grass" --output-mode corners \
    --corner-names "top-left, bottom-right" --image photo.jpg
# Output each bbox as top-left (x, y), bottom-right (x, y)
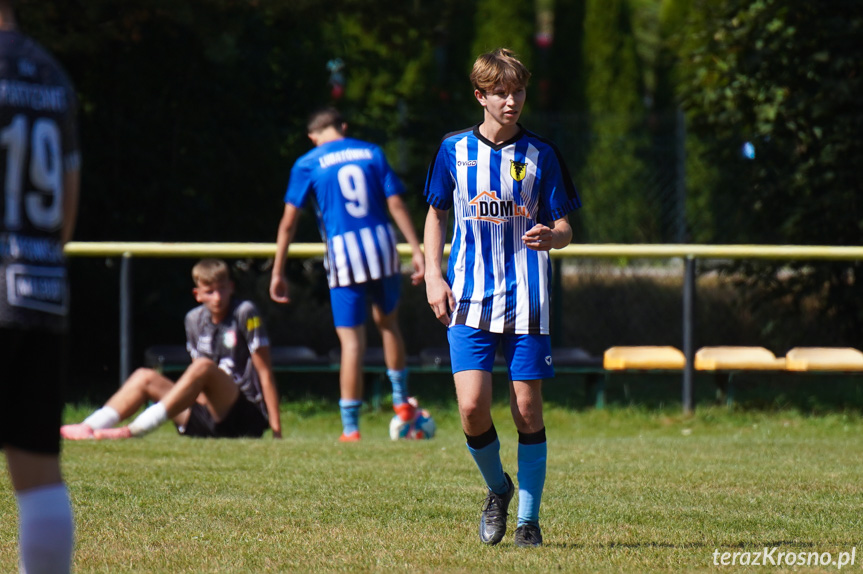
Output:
top-left (62, 258), bottom-right (282, 440)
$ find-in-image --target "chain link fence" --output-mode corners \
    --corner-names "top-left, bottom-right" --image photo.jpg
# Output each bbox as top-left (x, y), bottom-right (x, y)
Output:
top-left (63, 108), bottom-right (863, 407)
top-left (521, 109), bottom-right (863, 359)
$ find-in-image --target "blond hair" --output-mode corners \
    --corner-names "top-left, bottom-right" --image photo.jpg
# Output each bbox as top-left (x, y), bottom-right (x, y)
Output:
top-left (470, 48), bottom-right (531, 94)
top-left (191, 258), bottom-right (230, 286)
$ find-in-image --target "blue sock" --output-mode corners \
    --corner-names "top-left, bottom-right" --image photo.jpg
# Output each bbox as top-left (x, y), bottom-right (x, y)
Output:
top-left (516, 440), bottom-right (547, 526)
top-left (467, 437), bottom-right (509, 495)
top-left (387, 368), bottom-right (409, 406)
top-left (339, 399), bottom-right (362, 435)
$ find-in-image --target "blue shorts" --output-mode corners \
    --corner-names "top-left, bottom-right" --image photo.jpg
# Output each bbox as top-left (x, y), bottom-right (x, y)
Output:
top-left (447, 325), bottom-right (555, 381)
top-left (329, 274), bottom-right (402, 328)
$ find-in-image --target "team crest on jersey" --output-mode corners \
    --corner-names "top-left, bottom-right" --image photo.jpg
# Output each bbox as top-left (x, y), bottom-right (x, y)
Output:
top-left (510, 160), bottom-right (527, 182)
top-left (223, 330), bottom-right (237, 349)
top-left (467, 191), bottom-right (529, 225)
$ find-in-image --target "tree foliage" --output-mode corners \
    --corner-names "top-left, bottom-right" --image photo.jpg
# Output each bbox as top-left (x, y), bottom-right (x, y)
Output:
top-left (10, 0), bottom-right (863, 387)
top-left (673, 0), bottom-right (863, 346)
top-left (471, 0), bottom-right (534, 70)
top-left (19, 1), bottom-right (323, 243)
top-left (675, 0), bottom-right (863, 245)
top-left (12, 0), bottom-right (471, 391)
top-left (581, 0), bottom-right (658, 242)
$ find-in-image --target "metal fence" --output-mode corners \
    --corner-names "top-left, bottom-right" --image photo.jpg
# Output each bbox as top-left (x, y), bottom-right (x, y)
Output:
top-left (64, 242), bottom-right (863, 410)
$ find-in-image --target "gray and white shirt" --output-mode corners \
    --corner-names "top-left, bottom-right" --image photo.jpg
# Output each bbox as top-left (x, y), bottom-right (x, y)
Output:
top-left (184, 299), bottom-right (270, 418)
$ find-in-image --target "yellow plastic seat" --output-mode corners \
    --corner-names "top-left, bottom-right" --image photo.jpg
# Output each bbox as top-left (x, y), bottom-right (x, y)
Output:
top-left (603, 346), bottom-right (685, 370)
top-left (785, 347), bottom-right (863, 372)
top-left (694, 346), bottom-right (785, 371)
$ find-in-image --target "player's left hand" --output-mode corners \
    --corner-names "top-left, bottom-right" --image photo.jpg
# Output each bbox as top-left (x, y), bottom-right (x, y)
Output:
top-left (522, 224), bottom-right (554, 251)
top-left (410, 251), bottom-right (425, 286)
top-left (269, 274), bottom-right (291, 304)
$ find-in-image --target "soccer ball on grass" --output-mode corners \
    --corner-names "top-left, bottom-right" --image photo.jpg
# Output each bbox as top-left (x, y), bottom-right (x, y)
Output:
top-left (389, 400), bottom-right (436, 440)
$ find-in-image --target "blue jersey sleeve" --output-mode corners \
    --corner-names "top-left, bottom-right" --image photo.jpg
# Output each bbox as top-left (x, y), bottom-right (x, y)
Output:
top-left (538, 143), bottom-right (582, 224)
top-left (284, 159), bottom-right (314, 208)
top-left (374, 147), bottom-right (405, 199)
top-left (423, 141), bottom-right (455, 210)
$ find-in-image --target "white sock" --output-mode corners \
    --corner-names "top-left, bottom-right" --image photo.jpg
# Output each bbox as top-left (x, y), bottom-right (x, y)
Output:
top-left (82, 406), bottom-right (120, 430)
top-left (127, 402), bottom-right (168, 437)
top-left (16, 483), bottom-right (74, 574)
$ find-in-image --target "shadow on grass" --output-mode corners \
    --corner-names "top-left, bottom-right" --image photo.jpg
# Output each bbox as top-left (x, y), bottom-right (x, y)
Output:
top-left (546, 540), bottom-right (824, 550)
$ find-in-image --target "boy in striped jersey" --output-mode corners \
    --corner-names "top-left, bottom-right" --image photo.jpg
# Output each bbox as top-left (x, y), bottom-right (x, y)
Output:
top-left (423, 48), bottom-right (581, 547)
top-left (270, 108), bottom-right (425, 442)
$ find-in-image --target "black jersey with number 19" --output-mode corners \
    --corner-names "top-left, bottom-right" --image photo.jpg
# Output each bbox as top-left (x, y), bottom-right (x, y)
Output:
top-left (0, 29), bottom-right (80, 332)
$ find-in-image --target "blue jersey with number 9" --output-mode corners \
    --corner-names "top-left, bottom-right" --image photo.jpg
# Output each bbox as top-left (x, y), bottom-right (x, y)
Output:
top-left (284, 137), bottom-right (403, 288)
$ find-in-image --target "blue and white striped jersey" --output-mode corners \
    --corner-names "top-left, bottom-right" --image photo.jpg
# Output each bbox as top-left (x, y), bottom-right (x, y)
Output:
top-left (424, 125), bottom-right (581, 335)
top-left (284, 137), bottom-right (402, 288)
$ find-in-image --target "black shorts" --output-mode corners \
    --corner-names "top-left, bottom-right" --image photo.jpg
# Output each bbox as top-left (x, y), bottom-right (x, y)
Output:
top-left (0, 328), bottom-right (65, 454)
top-left (178, 393), bottom-right (268, 438)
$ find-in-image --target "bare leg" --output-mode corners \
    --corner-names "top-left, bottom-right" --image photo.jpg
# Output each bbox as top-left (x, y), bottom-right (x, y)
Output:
top-left (158, 358), bottom-right (240, 426)
top-left (98, 359), bottom-right (240, 437)
top-left (103, 368), bottom-right (177, 420)
top-left (334, 325), bottom-right (366, 439)
top-left (372, 304), bottom-right (406, 371)
top-left (454, 369), bottom-right (494, 435)
top-left (4, 448), bottom-right (62, 492)
top-left (509, 379), bottom-right (544, 434)
top-left (335, 325), bottom-right (366, 401)
top-left (456, 369), bottom-right (511, 529)
top-left (373, 303), bottom-right (415, 418)
top-left (509, 379), bottom-right (545, 434)
top-left (62, 368), bottom-right (176, 439)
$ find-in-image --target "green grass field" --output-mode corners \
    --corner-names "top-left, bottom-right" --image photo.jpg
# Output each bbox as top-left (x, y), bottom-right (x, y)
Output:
top-left (3, 401), bottom-right (863, 573)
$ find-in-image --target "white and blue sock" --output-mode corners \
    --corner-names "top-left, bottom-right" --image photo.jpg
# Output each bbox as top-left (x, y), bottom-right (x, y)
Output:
top-left (466, 425), bottom-right (509, 495)
top-left (16, 483), bottom-right (74, 574)
top-left (339, 399), bottom-right (362, 435)
top-left (387, 368), bottom-right (409, 406)
top-left (516, 428), bottom-right (547, 527)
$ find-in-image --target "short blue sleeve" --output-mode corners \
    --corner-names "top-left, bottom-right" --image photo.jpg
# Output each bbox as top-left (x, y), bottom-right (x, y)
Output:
top-left (423, 142), bottom-right (454, 210)
top-left (375, 147), bottom-right (405, 199)
top-left (284, 160), bottom-right (314, 208)
top-left (538, 145), bottom-right (582, 224)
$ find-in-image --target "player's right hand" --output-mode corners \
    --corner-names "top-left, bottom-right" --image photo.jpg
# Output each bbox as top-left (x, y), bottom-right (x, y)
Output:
top-left (426, 277), bottom-right (455, 326)
top-left (269, 275), bottom-right (291, 304)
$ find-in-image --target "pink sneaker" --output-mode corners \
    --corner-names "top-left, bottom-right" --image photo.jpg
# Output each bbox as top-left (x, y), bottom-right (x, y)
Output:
top-left (94, 426), bottom-right (133, 440)
top-left (60, 423), bottom-right (95, 440)
top-left (339, 431), bottom-right (361, 442)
